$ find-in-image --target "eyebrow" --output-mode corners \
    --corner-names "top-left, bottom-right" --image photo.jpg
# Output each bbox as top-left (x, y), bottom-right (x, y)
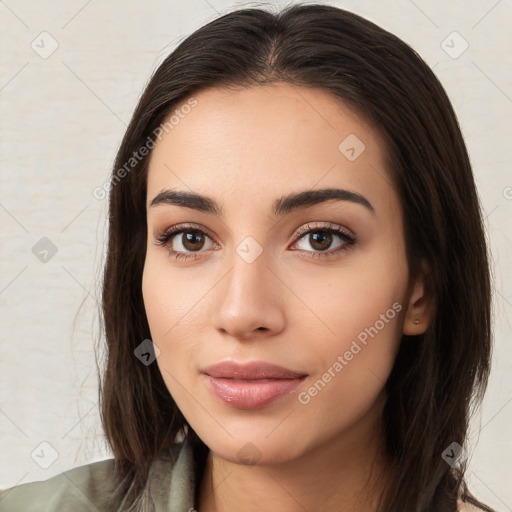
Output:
top-left (148, 187), bottom-right (375, 217)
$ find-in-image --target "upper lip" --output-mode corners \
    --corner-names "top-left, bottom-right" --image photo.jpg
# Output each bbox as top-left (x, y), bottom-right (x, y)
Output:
top-left (202, 361), bottom-right (307, 380)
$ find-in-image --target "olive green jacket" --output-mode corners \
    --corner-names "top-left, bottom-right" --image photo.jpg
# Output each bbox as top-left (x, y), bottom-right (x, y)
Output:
top-left (0, 438), bottom-right (196, 511)
top-left (0, 436), bottom-right (484, 512)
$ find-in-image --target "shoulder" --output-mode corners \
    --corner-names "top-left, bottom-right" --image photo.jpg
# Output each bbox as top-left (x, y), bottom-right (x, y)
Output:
top-left (0, 441), bottom-right (195, 512)
top-left (0, 458), bottom-right (120, 512)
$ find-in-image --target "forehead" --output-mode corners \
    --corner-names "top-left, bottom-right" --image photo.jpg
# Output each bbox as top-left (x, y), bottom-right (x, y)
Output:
top-left (146, 82), bottom-right (395, 212)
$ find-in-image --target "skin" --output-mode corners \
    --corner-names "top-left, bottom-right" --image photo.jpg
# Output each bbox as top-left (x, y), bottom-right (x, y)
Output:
top-left (142, 82), bottom-right (432, 512)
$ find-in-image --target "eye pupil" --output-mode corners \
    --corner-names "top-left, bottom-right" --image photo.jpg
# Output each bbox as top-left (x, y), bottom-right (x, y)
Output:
top-left (183, 231), bottom-right (205, 251)
top-left (310, 231), bottom-right (332, 251)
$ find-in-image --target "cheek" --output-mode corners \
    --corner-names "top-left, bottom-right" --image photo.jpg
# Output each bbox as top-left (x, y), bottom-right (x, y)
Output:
top-left (142, 253), bottom-right (210, 338)
top-left (142, 257), bottom-right (209, 394)
top-left (289, 247), bottom-right (406, 349)
top-left (296, 299), bottom-right (404, 430)
top-left (291, 246), bottom-right (407, 408)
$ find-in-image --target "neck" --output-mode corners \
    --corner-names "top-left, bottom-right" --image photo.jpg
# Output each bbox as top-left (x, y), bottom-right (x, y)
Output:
top-left (197, 397), bottom-right (390, 512)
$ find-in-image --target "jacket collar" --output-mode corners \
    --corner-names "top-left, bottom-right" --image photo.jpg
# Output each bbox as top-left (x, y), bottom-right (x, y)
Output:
top-left (149, 436), bottom-right (197, 511)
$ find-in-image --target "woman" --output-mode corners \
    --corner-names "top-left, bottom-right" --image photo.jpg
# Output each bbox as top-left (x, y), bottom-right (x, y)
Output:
top-left (0, 3), bottom-right (495, 511)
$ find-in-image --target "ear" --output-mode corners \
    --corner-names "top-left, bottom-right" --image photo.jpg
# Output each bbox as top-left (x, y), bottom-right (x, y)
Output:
top-left (403, 262), bottom-right (435, 336)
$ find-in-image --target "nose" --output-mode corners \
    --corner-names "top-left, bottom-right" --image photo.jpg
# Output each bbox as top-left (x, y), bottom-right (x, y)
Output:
top-left (213, 251), bottom-right (286, 341)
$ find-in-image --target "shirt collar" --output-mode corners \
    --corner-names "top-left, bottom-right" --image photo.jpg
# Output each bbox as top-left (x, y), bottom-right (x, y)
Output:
top-left (149, 436), bottom-right (197, 512)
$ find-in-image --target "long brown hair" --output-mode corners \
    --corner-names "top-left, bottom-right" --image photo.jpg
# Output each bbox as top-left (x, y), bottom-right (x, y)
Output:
top-left (98, 4), bottom-right (494, 511)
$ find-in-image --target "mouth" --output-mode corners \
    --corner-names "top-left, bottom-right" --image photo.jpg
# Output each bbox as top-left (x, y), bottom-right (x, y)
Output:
top-left (201, 361), bottom-right (308, 409)
top-left (202, 360), bottom-right (307, 380)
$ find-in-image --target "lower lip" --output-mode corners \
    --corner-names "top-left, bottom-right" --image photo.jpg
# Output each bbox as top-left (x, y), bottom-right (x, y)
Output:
top-left (204, 375), bottom-right (306, 409)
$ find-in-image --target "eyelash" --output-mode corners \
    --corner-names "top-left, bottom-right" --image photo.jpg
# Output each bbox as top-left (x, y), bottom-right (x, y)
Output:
top-left (153, 222), bottom-right (356, 262)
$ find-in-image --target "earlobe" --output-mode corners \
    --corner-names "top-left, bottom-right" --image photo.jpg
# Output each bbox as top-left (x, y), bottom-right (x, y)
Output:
top-left (403, 267), bottom-right (434, 336)
top-left (403, 316), bottom-right (426, 335)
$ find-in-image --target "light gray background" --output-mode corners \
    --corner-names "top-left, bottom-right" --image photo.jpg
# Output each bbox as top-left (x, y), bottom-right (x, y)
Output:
top-left (0, 0), bottom-right (510, 509)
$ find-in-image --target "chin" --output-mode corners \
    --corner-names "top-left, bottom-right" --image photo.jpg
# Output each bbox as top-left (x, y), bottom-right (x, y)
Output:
top-left (197, 430), bottom-right (306, 467)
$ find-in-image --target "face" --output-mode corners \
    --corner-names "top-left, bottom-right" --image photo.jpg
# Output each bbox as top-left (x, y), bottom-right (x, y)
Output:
top-left (142, 82), bottom-right (413, 466)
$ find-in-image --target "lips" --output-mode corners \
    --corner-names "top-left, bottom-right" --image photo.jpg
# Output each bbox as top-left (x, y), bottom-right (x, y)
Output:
top-left (202, 361), bottom-right (308, 409)
top-left (202, 361), bottom-right (307, 380)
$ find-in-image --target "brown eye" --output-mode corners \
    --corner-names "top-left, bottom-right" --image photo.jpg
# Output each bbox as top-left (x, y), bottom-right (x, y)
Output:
top-left (154, 224), bottom-right (218, 261)
top-left (290, 222), bottom-right (356, 260)
top-left (308, 230), bottom-right (333, 251)
top-left (180, 230), bottom-right (206, 251)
